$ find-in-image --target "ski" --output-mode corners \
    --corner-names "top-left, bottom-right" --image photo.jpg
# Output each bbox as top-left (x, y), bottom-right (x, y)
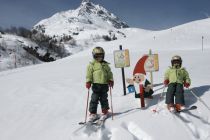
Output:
top-left (78, 122), bottom-right (86, 125)
top-left (76, 114), bottom-right (110, 135)
top-left (78, 118), bottom-right (100, 126)
top-left (94, 115), bottom-right (108, 128)
top-left (176, 105), bottom-right (197, 113)
top-left (74, 120), bottom-right (99, 135)
top-left (78, 121), bottom-right (101, 126)
top-left (78, 114), bottom-right (106, 125)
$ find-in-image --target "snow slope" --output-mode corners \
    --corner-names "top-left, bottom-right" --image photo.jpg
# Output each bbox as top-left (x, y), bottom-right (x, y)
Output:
top-left (0, 33), bottom-right (42, 71)
top-left (0, 18), bottom-right (210, 140)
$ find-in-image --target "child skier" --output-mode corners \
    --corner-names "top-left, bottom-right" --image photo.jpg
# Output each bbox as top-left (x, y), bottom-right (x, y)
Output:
top-left (164, 55), bottom-right (191, 112)
top-left (86, 46), bottom-right (114, 122)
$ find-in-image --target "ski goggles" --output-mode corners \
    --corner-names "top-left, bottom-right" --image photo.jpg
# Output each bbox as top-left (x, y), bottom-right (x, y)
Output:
top-left (172, 60), bottom-right (181, 64)
top-left (94, 53), bottom-right (104, 58)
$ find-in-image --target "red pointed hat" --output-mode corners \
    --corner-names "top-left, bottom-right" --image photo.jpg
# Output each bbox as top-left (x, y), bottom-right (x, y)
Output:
top-left (133, 55), bottom-right (148, 75)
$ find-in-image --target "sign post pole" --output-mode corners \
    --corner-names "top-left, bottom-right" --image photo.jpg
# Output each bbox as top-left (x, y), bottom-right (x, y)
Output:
top-left (114, 45), bottom-right (130, 96)
top-left (202, 36), bottom-right (204, 52)
top-left (149, 49), bottom-right (153, 88)
top-left (119, 45), bottom-right (127, 96)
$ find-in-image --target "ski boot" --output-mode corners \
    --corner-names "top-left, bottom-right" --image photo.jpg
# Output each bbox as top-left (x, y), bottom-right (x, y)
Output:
top-left (88, 113), bottom-right (99, 122)
top-left (175, 104), bottom-right (185, 112)
top-left (100, 109), bottom-right (109, 120)
top-left (167, 103), bottom-right (175, 112)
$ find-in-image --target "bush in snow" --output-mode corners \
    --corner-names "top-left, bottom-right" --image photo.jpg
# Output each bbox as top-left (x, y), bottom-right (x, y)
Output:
top-left (3, 26), bottom-right (32, 38)
top-left (0, 26), bottom-right (4, 34)
top-left (102, 35), bottom-right (112, 41)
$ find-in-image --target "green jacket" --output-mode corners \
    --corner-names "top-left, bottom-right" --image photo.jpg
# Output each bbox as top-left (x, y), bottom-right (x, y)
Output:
top-left (86, 60), bottom-right (113, 84)
top-left (164, 66), bottom-right (191, 84)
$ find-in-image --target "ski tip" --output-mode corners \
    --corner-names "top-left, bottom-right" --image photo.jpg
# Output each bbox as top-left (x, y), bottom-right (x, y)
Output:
top-left (78, 122), bottom-right (86, 125)
top-left (191, 105), bottom-right (197, 109)
top-left (152, 109), bottom-right (157, 113)
top-left (176, 105), bottom-right (197, 113)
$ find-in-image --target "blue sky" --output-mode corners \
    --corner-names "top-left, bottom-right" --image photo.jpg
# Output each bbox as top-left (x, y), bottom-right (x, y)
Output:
top-left (0, 0), bottom-right (209, 30)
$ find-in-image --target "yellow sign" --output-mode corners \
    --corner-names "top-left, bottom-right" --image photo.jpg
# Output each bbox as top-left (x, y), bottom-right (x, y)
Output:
top-left (114, 49), bottom-right (130, 68)
top-left (144, 54), bottom-right (159, 72)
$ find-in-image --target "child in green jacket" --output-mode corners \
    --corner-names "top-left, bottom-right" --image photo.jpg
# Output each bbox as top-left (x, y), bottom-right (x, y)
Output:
top-left (164, 55), bottom-right (191, 112)
top-left (86, 46), bottom-right (114, 121)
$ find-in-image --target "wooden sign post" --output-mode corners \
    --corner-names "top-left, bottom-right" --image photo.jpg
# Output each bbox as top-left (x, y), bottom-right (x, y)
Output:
top-left (114, 45), bottom-right (130, 96)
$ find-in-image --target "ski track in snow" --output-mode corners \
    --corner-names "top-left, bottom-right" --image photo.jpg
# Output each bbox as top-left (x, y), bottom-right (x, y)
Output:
top-left (153, 99), bottom-right (210, 140)
top-left (72, 119), bottom-right (153, 140)
top-left (122, 122), bottom-right (153, 140)
top-left (3, 73), bottom-right (210, 140)
top-left (172, 110), bottom-right (210, 140)
top-left (71, 84), bottom-right (210, 140)
top-left (71, 123), bottom-right (112, 140)
top-left (72, 118), bottom-right (153, 140)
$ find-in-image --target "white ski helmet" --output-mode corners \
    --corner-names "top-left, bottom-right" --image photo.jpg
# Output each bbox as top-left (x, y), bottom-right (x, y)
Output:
top-left (92, 46), bottom-right (105, 60)
top-left (171, 55), bottom-right (182, 66)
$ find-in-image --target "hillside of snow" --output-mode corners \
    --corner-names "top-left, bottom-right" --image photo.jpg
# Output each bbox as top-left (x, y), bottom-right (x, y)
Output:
top-left (0, 33), bottom-right (42, 71)
top-left (1, 18), bottom-right (210, 140)
top-left (99, 18), bottom-right (210, 53)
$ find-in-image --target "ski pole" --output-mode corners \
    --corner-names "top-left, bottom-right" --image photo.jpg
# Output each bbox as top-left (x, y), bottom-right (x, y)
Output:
top-left (188, 88), bottom-right (210, 111)
top-left (84, 89), bottom-right (90, 123)
top-left (109, 86), bottom-right (114, 120)
top-left (152, 86), bottom-right (166, 113)
top-left (153, 86), bottom-right (165, 93)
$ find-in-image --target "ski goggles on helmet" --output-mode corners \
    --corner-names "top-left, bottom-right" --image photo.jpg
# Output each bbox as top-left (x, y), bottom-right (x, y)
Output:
top-left (172, 60), bottom-right (181, 64)
top-left (94, 53), bottom-right (104, 58)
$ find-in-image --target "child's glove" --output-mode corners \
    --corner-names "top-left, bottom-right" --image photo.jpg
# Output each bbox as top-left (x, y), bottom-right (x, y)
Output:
top-left (184, 82), bottom-right (190, 88)
top-left (86, 82), bottom-right (91, 89)
top-left (108, 80), bottom-right (114, 88)
top-left (164, 79), bottom-right (169, 86)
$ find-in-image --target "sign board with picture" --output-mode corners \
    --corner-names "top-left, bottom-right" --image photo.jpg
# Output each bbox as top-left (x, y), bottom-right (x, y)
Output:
top-left (144, 54), bottom-right (159, 72)
top-left (114, 49), bottom-right (130, 68)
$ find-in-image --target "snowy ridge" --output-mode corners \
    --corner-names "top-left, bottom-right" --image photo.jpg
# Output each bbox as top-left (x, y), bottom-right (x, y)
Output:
top-left (94, 18), bottom-right (210, 55)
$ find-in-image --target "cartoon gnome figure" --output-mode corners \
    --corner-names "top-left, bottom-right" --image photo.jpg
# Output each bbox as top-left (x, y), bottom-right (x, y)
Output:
top-left (126, 55), bottom-right (154, 99)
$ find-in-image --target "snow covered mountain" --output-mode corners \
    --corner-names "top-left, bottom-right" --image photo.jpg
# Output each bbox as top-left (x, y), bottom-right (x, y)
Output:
top-left (32, 0), bottom-right (128, 56)
top-left (33, 0), bottom-right (128, 36)
top-left (0, 0), bottom-right (129, 72)
top-left (1, 17), bottom-right (210, 140)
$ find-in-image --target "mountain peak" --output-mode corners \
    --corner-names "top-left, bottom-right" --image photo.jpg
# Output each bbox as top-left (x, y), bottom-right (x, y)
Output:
top-left (82, 0), bottom-right (90, 3)
top-left (33, 0), bottom-right (128, 36)
top-left (77, 1), bottom-right (129, 28)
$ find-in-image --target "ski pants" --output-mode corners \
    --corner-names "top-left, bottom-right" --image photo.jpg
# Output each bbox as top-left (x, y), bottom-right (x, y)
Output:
top-left (89, 83), bottom-right (110, 114)
top-left (166, 83), bottom-right (185, 105)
